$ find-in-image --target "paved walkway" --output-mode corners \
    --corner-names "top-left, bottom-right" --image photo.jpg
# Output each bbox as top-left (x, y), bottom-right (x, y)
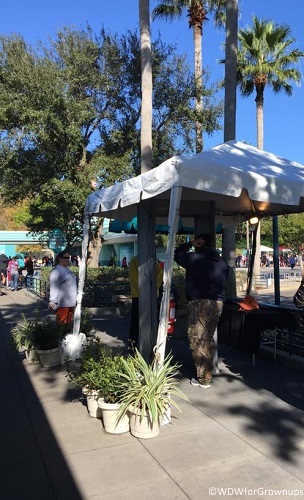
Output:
top-left (1, 287), bottom-right (304, 499)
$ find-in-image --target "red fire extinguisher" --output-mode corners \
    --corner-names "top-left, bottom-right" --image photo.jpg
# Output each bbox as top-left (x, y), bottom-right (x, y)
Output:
top-left (167, 294), bottom-right (176, 336)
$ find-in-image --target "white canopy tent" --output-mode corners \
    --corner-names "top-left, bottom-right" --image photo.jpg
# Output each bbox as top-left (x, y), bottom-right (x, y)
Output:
top-left (84, 140), bottom-right (304, 220)
top-left (73, 140), bottom-right (304, 362)
top-left (260, 245), bottom-right (274, 253)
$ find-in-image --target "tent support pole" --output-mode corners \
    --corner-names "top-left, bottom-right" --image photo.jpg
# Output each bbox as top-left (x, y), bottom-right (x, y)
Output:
top-left (155, 186), bottom-right (183, 366)
top-left (273, 216), bottom-right (280, 305)
top-left (222, 224), bottom-right (237, 299)
top-left (73, 215), bottom-right (90, 336)
top-left (246, 220), bottom-right (259, 295)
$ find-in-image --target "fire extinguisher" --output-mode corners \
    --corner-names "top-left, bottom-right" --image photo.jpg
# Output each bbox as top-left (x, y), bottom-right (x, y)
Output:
top-left (167, 294), bottom-right (176, 336)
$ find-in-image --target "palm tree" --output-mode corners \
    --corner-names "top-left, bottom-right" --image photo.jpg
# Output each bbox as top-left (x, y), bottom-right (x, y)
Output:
top-left (224, 0), bottom-right (238, 142)
top-left (138, 0), bottom-right (158, 361)
top-left (237, 15), bottom-right (304, 281)
top-left (139, 0), bottom-right (153, 173)
top-left (222, 0), bottom-right (239, 298)
top-left (237, 15), bottom-right (304, 150)
top-left (152, 0), bottom-right (226, 153)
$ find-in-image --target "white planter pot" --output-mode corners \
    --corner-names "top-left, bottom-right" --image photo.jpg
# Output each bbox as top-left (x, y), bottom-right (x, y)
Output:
top-left (129, 405), bottom-right (160, 439)
top-left (82, 388), bottom-right (102, 418)
top-left (25, 348), bottom-right (40, 364)
top-left (36, 347), bottom-right (61, 368)
top-left (98, 398), bottom-right (130, 434)
top-left (60, 333), bottom-right (87, 364)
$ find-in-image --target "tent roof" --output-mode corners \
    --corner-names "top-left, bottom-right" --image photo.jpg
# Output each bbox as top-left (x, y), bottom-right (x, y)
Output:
top-left (85, 141), bottom-right (304, 221)
top-left (260, 245), bottom-right (274, 252)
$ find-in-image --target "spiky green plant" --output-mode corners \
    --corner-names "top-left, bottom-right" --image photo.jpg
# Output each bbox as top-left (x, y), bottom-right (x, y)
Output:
top-left (11, 313), bottom-right (35, 351)
top-left (11, 314), bottom-right (65, 351)
top-left (117, 349), bottom-right (190, 424)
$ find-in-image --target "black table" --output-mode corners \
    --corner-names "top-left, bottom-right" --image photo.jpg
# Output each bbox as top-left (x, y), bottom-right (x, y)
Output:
top-left (218, 303), bottom-right (298, 354)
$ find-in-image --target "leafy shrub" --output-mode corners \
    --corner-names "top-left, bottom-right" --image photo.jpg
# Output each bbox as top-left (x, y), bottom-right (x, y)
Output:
top-left (80, 308), bottom-right (96, 336)
top-left (40, 265), bottom-right (129, 283)
top-left (66, 339), bottom-right (130, 402)
top-left (12, 314), bottom-right (65, 351)
top-left (32, 317), bottom-right (66, 350)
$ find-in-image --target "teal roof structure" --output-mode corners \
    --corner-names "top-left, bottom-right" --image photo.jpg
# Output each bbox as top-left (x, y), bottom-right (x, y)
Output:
top-left (0, 231), bottom-right (48, 244)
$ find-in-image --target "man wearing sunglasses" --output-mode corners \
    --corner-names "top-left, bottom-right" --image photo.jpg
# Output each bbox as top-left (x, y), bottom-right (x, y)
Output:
top-left (49, 250), bottom-right (77, 327)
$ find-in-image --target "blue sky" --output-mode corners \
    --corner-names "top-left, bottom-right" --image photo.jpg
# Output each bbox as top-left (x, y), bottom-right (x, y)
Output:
top-left (1, 0), bottom-right (303, 164)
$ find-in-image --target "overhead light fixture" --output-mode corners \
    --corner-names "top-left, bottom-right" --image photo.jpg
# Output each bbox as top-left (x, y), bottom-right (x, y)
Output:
top-left (248, 200), bottom-right (260, 225)
top-left (249, 216), bottom-right (259, 225)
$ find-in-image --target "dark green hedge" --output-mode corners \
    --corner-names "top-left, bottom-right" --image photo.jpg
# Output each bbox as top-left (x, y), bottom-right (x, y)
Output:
top-left (39, 265), bottom-right (185, 284)
top-left (39, 266), bottom-right (130, 283)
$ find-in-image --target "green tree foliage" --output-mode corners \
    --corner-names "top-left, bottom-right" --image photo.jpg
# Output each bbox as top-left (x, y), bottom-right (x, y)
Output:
top-left (262, 215), bottom-right (304, 252)
top-left (0, 197), bottom-right (29, 230)
top-left (0, 26), bottom-right (223, 256)
top-left (235, 216), bottom-right (304, 254)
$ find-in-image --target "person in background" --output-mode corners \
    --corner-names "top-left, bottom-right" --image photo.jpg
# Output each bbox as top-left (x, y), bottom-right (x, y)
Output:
top-left (24, 256), bottom-right (34, 288)
top-left (174, 233), bottom-right (229, 389)
top-left (0, 252), bottom-right (9, 286)
top-left (49, 250), bottom-right (77, 329)
top-left (128, 255), bottom-right (163, 350)
top-left (8, 256), bottom-right (19, 291)
top-left (71, 255), bottom-right (79, 266)
top-left (121, 256), bottom-right (128, 268)
top-left (17, 256), bottom-right (25, 278)
top-left (42, 256), bottom-right (52, 266)
top-left (289, 254), bottom-right (296, 270)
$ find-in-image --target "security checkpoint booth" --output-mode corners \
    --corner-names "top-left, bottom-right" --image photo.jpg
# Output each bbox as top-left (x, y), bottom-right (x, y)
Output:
top-left (72, 140), bottom-right (304, 364)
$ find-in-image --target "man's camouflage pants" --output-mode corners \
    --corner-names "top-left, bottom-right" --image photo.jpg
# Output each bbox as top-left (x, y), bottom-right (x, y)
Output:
top-left (187, 299), bottom-right (223, 383)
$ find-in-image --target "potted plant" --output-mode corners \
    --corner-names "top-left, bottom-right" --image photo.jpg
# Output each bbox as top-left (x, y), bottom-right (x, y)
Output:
top-left (96, 353), bottom-right (133, 434)
top-left (117, 349), bottom-right (190, 439)
top-left (31, 317), bottom-right (65, 368)
top-left (11, 314), bottom-right (39, 364)
top-left (67, 340), bottom-right (131, 431)
top-left (67, 339), bottom-right (109, 418)
top-left (80, 308), bottom-right (96, 339)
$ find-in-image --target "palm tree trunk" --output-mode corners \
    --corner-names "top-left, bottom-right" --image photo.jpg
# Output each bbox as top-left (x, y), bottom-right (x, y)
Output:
top-left (252, 87), bottom-right (265, 279)
top-left (224, 0), bottom-right (238, 142)
top-left (138, 0), bottom-right (157, 362)
top-left (223, 0), bottom-right (238, 298)
top-left (193, 24), bottom-right (203, 153)
top-left (139, 0), bottom-right (152, 173)
top-left (255, 88), bottom-right (264, 150)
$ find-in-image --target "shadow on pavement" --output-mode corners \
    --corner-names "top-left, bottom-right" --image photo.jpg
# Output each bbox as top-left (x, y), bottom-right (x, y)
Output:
top-left (0, 302), bottom-right (83, 499)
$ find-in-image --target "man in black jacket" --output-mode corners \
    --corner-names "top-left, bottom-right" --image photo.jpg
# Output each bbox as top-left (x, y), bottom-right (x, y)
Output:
top-left (174, 233), bottom-right (229, 388)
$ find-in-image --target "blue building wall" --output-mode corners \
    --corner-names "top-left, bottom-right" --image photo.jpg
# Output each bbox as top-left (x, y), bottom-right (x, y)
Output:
top-left (0, 226), bottom-right (168, 265)
top-left (0, 231), bottom-right (48, 257)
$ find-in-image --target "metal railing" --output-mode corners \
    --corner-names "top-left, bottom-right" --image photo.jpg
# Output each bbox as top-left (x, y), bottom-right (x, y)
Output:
top-left (261, 328), bottom-right (304, 358)
top-left (83, 282), bottom-right (131, 307)
top-left (26, 276), bottom-right (50, 301)
top-left (252, 270), bottom-right (302, 290)
top-left (259, 270), bottom-right (302, 283)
